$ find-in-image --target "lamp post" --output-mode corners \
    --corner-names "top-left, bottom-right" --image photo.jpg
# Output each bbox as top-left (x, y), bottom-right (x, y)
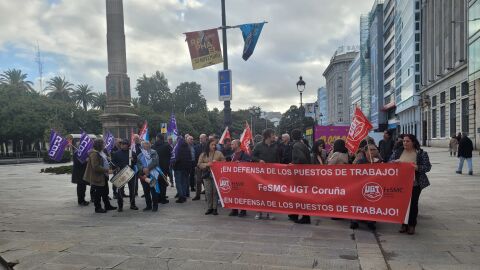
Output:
top-left (296, 76), bottom-right (306, 108)
top-left (221, 0), bottom-right (232, 128)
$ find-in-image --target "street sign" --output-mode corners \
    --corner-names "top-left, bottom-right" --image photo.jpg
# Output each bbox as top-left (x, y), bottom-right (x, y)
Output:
top-left (161, 123), bottom-right (167, 134)
top-left (218, 69), bottom-right (232, 101)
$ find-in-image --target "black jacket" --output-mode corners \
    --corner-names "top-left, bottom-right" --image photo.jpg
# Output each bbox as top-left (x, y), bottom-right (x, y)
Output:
top-left (153, 141), bottom-right (172, 173)
top-left (194, 143), bottom-right (205, 164)
top-left (72, 154), bottom-right (87, 184)
top-left (379, 138), bottom-right (394, 161)
top-left (458, 136), bottom-right (473, 158)
top-left (112, 149), bottom-right (130, 170)
top-left (173, 142), bottom-right (193, 171)
top-left (252, 141), bottom-right (280, 163)
top-left (292, 141), bottom-right (311, 164)
top-left (279, 142), bottom-right (293, 164)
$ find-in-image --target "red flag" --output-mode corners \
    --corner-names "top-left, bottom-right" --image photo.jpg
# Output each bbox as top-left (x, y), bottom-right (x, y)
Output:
top-left (240, 121), bottom-right (253, 154)
top-left (346, 107), bottom-right (373, 153)
top-left (138, 121), bottom-right (148, 141)
top-left (130, 128), bottom-right (136, 153)
top-left (219, 126), bottom-right (231, 144)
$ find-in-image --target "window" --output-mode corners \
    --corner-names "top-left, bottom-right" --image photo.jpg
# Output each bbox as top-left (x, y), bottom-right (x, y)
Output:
top-left (450, 87), bottom-right (456, 100)
top-left (461, 81), bottom-right (469, 96)
top-left (440, 92), bottom-right (446, 104)
top-left (432, 96), bottom-right (437, 107)
top-left (440, 106), bottom-right (446, 137)
top-left (450, 103), bottom-right (456, 136)
top-left (462, 98), bottom-right (469, 132)
top-left (432, 109), bottom-right (437, 138)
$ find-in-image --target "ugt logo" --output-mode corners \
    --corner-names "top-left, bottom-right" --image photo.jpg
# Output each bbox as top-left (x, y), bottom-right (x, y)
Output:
top-left (219, 178), bottom-right (232, 193)
top-left (348, 118), bottom-right (367, 141)
top-left (362, 182), bottom-right (383, 202)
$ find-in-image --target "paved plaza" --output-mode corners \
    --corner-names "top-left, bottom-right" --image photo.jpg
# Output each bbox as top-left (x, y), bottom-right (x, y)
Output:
top-left (0, 147), bottom-right (479, 270)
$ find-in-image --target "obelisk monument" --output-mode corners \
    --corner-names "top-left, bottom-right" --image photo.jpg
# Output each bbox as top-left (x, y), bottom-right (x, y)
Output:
top-left (100, 0), bottom-right (138, 139)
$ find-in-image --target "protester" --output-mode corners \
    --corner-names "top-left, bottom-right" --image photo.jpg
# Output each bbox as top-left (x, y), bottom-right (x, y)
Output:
top-left (111, 138), bottom-right (122, 199)
top-left (171, 136), bottom-right (192, 203)
top-left (393, 134), bottom-right (405, 152)
top-left (228, 139), bottom-right (251, 217)
top-left (72, 143), bottom-right (89, 206)
top-left (251, 128), bottom-right (279, 220)
top-left (167, 136), bottom-right (175, 186)
top-left (352, 143), bottom-right (382, 230)
top-left (312, 139), bottom-right (327, 165)
top-left (137, 141), bottom-right (160, 212)
top-left (279, 133), bottom-right (293, 164)
top-left (449, 134), bottom-right (459, 157)
top-left (192, 134), bottom-right (207, 200)
top-left (132, 134), bottom-right (142, 197)
top-left (221, 138), bottom-right (234, 161)
top-left (186, 135), bottom-right (196, 196)
top-left (198, 138), bottom-right (226, 215)
top-left (152, 134), bottom-right (170, 204)
top-left (456, 132), bottom-right (473, 175)
top-left (83, 139), bottom-right (116, 213)
top-left (379, 130), bottom-right (395, 161)
top-left (327, 139), bottom-right (349, 165)
top-left (289, 129), bottom-right (312, 224)
top-left (390, 134), bottom-right (431, 235)
top-left (112, 139), bottom-right (138, 212)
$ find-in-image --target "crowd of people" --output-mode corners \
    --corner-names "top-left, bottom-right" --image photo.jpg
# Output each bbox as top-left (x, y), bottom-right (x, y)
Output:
top-left (72, 128), bottom-right (432, 235)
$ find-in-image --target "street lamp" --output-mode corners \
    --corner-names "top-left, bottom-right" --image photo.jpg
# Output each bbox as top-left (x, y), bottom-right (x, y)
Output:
top-left (296, 76), bottom-right (306, 108)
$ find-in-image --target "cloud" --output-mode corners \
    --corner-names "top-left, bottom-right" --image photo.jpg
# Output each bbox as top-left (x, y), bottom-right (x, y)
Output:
top-left (0, 0), bottom-right (371, 112)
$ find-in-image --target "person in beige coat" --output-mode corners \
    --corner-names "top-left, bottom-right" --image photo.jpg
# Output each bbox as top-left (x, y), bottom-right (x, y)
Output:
top-left (327, 139), bottom-right (349, 165)
top-left (197, 138), bottom-right (225, 215)
top-left (449, 135), bottom-right (459, 157)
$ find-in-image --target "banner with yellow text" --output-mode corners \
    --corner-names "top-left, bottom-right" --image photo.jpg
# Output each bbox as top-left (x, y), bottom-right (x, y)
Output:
top-left (185, 29), bottom-right (223, 70)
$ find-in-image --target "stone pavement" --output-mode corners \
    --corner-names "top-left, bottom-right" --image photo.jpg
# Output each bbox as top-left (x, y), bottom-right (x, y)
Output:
top-left (0, 147), bottom-right (479, 270)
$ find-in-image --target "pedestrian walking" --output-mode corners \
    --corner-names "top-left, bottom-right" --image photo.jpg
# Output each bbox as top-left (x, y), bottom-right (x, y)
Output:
top-left (228, 139), bottom-right (251, 217)
top-left (83, 139), bottom-right (116, 213)
top-left (198, 138), bottom-right (225, 215)
top-left (251, 128), bottom-right (280, 220)
top-left (390, 134), bottom-right (431, 235)
top-left (449, 135), bottom-right (459, 157)
top-left (456, 132), bottom-right (473, 175)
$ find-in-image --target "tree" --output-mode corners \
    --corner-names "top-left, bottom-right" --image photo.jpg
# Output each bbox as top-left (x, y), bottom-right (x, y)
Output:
top-left (173, 82), bottom-right (207, 115)
top-left (135, 71), bottom-right (172, 112)
top-left (71, 84), bottom-right (96, 111)
top-left (92, 92), bottom-right (107, 111)
top-left (131, 97), bottom-right (139, 108)
top-left (278, 105), bottom-right (314, 135)
top-left (46, 76), bottom-right (74, 102)
top-left (0, 69), bottom-right (34, 93)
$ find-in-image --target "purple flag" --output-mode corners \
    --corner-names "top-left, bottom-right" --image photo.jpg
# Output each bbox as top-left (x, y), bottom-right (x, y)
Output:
top-left (104, 131), bottom-right (115, 153)
top-left (76, 132), bottom-right (94, 163)
top-left (167, 113), bottom-right (178, 138)
top-left (48, 130), bottom-right (68, 162)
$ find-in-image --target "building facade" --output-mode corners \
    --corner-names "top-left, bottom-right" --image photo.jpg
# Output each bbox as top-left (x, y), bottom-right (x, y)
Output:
top-left (360, 14), bottom-right (372, 119)
top-left (323, 47), bottom-right (359, 126)
top-left (317, 86), bottom-right (328, 125)
top-left (369, 0), bottom-right (386, 131)
top-left (469, 0), bottom-right (480, 149)
top-left (383, 0), bottom-right (398, 132)
top-left (349, 55), bottom-right (361, 117)
top-left (394, 0), bottom-right (422, 139)
top-left (420, 0), bottom-right (472, 148)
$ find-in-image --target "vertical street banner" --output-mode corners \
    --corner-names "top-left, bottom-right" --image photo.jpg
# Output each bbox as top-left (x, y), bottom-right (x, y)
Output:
top-left (185, 28), bottom-right (223, 70)
top-left (48, 130), bottom-right (68, 162)
top-left (314, 126), bottom-right (349, 152)
top-left (211, 162), bottom-right (415, 223)
top-left (239, 22), bottom-right (265, 61)
top-left (76, 132), bottom-right (94, 163)
top-left (304, 103), bottom-right (316, 118)
top-left (346, 107), bottom-right (373, 153)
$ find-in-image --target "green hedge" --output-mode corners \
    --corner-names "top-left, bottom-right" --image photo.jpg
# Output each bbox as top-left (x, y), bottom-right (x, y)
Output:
top-left (40, 165), bottom-right (73, 174)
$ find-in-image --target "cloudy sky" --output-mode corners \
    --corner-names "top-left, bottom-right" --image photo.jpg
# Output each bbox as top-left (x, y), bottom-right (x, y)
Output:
top-left (0, 0), bottom-right (372, 112)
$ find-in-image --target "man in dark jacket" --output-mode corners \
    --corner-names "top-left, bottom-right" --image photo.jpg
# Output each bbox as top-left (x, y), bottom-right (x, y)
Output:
top-left (152, 133), bottom-right (171, 204)
top-left (72, 148), bottom-right (89, 206)
top-left (171, 137), bottom-right (192, 203)
top-left (278, 133), bottom-right (293, 164)
top-left (112, 139), bottom-right (138, 212)
top-left (289, 129), bottom-right (312, 224)
top-left (456, 132), bottom-right (474, 175)
top-left (379, 130), bottom-right (395, 161)
top-left (192, 134), bottom-right (207, 200)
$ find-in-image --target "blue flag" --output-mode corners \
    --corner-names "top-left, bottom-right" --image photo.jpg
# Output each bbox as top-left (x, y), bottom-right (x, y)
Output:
top-left (104, 131), bottom-right (115, 153)
top-left (48, 130), bottom-right (68, 162)
top-left (76, 132), bottom-right (94, 163)
top-left (239, 22), bottom-right (265, 61)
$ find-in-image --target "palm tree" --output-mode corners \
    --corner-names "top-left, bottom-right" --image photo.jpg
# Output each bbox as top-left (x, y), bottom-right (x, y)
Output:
top-left (92, 92), bottom-right (107, 110)
top-left (131, 97), bottom-right (139, 108)
top-left (46, 76), bottom-right (74, 102)
top-left (0, 69), bottom-right (34, 92)
top-left (71, 84), bottom-right (96, 111)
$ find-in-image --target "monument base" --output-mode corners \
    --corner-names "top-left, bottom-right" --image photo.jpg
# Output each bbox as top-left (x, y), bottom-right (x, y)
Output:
top-left (100, 105), bottom-right (139, 140)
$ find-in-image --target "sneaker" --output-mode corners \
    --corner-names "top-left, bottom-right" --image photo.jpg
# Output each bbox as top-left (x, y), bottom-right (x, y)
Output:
top-left (95, 208), bottom-right (106, 213)
top-left (78, 201), bottom-right (89, 206)
top-left (205, 209), bottom-right (214, 215)
top-left (255, 213), bottom-right (263, 220)
top-left (105, 205), bottom-right (117, 211)
top-left (212, 209), bottom-right (218, 215)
